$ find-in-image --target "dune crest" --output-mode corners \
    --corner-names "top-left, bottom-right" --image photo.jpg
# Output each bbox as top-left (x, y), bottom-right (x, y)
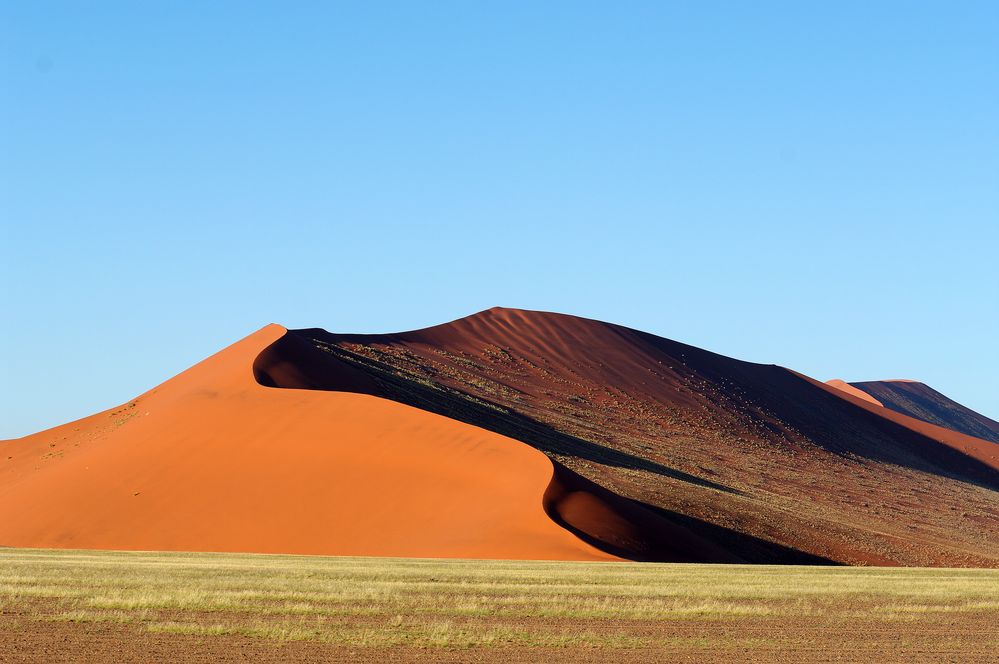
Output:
top-left (825, 379), bottom-right (884, 406)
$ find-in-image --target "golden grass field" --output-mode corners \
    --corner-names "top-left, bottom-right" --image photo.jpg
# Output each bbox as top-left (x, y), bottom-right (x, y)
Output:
top-left (1, 548), bottom-right (997, 662)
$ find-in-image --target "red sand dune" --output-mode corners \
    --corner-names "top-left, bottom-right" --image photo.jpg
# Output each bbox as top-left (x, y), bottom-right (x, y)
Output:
top-left (0, 325), bottom-right (624, 560)
top-left (805, 374), bottom-right (999, 473)
top-left (846, 380), bottom-right (999, 444)
top-left (4, 307), bottom-right (998, 566)
top-left (285, 307), bottom-right (999, 566)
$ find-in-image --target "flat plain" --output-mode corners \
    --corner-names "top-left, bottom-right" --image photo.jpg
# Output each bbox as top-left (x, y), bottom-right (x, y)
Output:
top-left (1, 549), bottom-right (997, 663)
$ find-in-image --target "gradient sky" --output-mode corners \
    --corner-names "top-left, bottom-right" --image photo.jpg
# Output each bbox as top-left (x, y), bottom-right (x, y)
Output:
top-left (2, 2), bottom-right (997, 438)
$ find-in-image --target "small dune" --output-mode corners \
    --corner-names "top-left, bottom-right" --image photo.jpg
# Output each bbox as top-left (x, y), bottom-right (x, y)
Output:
top-left (825, 379), bottom-right (884, 406)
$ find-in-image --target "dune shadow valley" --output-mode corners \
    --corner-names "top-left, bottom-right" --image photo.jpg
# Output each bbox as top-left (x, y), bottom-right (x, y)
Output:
top-left (2, 307), bottom-right (998, 662)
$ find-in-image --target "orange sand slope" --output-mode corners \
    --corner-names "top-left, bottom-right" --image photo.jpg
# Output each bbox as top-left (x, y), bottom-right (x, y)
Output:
top-left (0, 325), bottom-right (616, 560)
top-left (826, 379), bottom-right (884, 407)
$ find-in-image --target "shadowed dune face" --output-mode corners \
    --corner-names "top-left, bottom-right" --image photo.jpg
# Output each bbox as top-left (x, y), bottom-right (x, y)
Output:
top-left (848, 380), bottom-right (999, 444)
top-left (0, 325), bottom-right (624, 561)
top-left (253, 331), bottom-right (742, 564)
top-left (277, 307), bottom-right (999, 567)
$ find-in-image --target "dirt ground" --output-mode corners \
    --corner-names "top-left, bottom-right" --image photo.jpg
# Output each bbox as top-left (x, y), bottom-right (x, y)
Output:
top-left (3, 599), bottom-right (995, 663)
top-left (2, 549), bottom-right (996, 663)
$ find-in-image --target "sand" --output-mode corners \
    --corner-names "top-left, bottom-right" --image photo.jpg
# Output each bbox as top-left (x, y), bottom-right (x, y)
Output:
top-left (812, 376), bottom-right (999, 472)
top-left (825, 379), bottom-right (884, 406)
top-left (0, 325), bottom-right (614, 560)
top-left (848, 380), bottom-right (999, 444)
top-left (4, 307), bottom-right (998, 566)
top-left (290, 307), bottom-right (999, 566)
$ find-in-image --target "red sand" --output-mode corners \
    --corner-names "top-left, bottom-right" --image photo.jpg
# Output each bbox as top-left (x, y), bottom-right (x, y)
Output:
top-left (0, 325), bottom-right (615, 560)
top-left (826, 379), bottom-right (884, 406)
top-left (813, 376), bottom-right (999, 472)
top-left (846, 380), bottom-right (999, 444)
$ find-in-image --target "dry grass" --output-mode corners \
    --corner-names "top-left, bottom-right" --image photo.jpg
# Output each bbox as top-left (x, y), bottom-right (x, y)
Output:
top-left (2, 548), bottom-right (998, 652)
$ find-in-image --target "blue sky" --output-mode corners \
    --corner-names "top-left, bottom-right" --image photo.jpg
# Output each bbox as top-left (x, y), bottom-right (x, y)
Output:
top-left (2, 2), bottom-right (997, 438)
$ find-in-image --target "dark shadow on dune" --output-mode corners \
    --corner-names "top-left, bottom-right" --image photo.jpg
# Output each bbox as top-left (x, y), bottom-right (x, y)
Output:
top-left (264, 314), bottom-right (999, 496)
top-left (628, 330), bottom-right (999, 493)
top-left (781, 370), bottom-right (999, 492)
top-left (851, 380), bottom-right (999, 444)
top-left (543, 461), bottom-right (835, 564)
top-left (298, 311), bottom-right (999, 494)
top-left (634, 500), bottom-right (839, 565)
top-left (544, 455), bottom-right (836, 564)
top-left (542, 461), bottom-right (746, 563)
top-left (253, 330), bottom-right (833, 564)
top-left (254, 331), bottom-right (740, 496)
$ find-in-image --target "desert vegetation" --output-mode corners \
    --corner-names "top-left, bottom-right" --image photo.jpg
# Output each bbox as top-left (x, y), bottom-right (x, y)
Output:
top-left (2, 548), bottom-right (997, 662)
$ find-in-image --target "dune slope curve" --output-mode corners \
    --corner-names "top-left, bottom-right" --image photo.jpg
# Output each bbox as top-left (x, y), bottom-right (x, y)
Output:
top-left (825, 379), bottom-right (884, 406)
top-left (252, 330), bottom-right (741, 563)
top-left (0, 325), bottom-right (615, 561)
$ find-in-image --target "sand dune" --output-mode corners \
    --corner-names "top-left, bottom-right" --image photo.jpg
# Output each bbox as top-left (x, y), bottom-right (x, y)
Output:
top-left (254, 330), bottom-right (740, 563)
top-left (847, 380), bottom-right (999, 444)
top-left (0, 325), bottom-right (615, 560)
top-left (805, 375), bottom-right (999, 472)
top-left (4, 307), bottom-right (997, 566)
top-left (825, 379), bottom-right (884, 406)
top-left (287, 307), bottom-right (999, 566)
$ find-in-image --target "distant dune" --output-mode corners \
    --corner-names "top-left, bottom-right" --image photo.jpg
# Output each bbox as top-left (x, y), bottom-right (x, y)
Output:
top-left (848, 380), bottom-right (999, 444)
top-left (3, 308), bottom-right (997, 566)
top-left (825, 379), bottom-right (884, 406)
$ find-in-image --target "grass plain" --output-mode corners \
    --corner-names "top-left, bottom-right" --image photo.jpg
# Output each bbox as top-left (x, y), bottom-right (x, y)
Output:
top-left (1, 548), bottom-right (997, 662)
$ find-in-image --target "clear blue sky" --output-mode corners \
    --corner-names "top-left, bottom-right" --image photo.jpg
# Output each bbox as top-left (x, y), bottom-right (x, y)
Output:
top-left (2, 2), bottom-right (997, 438)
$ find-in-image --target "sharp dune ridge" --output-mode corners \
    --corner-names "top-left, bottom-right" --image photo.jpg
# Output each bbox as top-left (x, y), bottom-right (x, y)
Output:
top-left (825, 379), bottom-right (884, 407)
top-left (2, 307), bottom-right (998, 566)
